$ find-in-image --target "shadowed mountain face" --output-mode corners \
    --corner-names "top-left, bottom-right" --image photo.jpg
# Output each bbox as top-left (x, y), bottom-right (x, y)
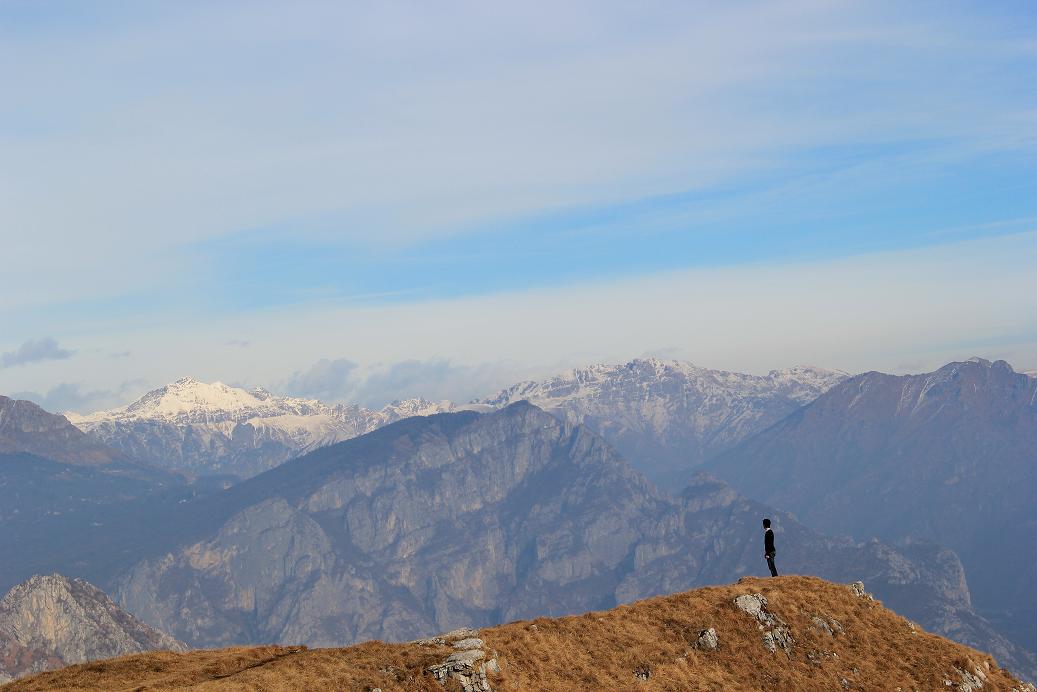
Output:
top-left (710, 358), bottom-right (1037, 656)
top-left (0, 574), bottom-right (185, 683)
top-left (0, 396), bottom-right (122, 467)
top-left (110, 403), bottom-right (1035, 678)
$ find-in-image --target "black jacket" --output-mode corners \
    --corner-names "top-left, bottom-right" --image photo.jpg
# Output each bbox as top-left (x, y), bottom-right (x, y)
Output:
top-left (764, 528), bottom-right (776, 556)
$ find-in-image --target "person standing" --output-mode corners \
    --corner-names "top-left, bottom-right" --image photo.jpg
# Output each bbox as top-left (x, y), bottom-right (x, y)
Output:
top-left (763, 518), bottom-right (778, 577)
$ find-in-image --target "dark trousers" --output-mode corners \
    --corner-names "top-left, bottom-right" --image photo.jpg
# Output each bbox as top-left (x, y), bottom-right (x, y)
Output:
top-left (766, 555), bottom-right (778, 577)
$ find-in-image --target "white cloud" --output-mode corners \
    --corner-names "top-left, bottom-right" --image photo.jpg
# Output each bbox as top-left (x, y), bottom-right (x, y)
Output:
top-left (4, 231), bottom-right (1034, 408)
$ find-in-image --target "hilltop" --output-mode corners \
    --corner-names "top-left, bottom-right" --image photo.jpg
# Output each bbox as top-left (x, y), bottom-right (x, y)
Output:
top-left (7, 577), bottom-right (1033, 691)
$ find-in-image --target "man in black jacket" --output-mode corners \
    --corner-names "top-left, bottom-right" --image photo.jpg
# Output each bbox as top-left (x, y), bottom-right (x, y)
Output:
top-left (763, 518), bottom-right (778, 577)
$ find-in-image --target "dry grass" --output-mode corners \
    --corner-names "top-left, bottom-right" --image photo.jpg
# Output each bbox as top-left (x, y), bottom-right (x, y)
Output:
top-left (4, 576), bottom-right (1027, 691)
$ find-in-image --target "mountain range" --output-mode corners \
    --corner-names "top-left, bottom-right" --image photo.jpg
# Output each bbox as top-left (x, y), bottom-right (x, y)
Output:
top-left (4, 356), bottom-right (1037, 682)
top-left (67, 378), bottom-right (451, 479)
top-left (67, 358), bottom-right (846, 485)
top-left (104, 402), bottom-right (1036, 678)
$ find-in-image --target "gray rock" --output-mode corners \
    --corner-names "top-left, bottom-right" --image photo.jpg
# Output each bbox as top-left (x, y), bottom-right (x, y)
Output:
top-left (447, 649), bottom-right (486, 664)
top-left (735, 592), bottom-right (793, 655)
top-left (695, 627), bottom-right (719, 650)
top-left (453, 637), bottom-right (485, 650)
top-left (443, 628), bottom-right (479, 641)
top-left (850, 582), bottom-right (873, 600)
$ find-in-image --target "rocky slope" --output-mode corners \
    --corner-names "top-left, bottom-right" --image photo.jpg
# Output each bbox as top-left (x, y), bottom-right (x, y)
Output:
top-left (476, 358), bottom-right (847, 485)
top-left (711, 358), bottom-right (1037, 660)
top-left (8, 577), bottom-right (1034, 691)
top-left (0, 397), bottom-right (121, 467)
top-left (106, 403), bottom-right (1033, 677)
top-left (68, 378), bottom-right (451, 478)
top-left (0, 575), bottom-right (184, 683)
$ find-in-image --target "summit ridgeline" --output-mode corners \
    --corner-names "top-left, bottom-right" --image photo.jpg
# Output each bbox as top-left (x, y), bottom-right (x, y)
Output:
top-left (6, 577), bottom-right (1033, 691)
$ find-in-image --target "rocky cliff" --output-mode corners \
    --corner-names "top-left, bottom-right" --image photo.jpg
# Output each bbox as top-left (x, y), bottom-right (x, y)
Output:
top-left (9, 577), bottom-right (1034, 691)
top-left (0, 574), bottom-right (185, 683)
top-left (109, 403), bottom-right (1027, 677)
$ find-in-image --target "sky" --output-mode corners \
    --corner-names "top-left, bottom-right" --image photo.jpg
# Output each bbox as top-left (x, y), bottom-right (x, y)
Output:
top-left (2, 0), bottom-right (1037, 412)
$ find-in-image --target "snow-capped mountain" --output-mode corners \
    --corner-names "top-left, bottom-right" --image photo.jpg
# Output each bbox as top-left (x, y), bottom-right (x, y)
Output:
top-left (475, 358), bottom-right (848, 485)
top-left (68, 360), bottom-right (845, 484)
top-left (67, 378), bottom-right (452, 479)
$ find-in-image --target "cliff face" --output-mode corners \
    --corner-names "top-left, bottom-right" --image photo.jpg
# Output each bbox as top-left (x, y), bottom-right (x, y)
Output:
top-left (10, 577), bottom-right (1035, 691)
top-left (110, 404), bottom-right (1022, 676)
top-left (0, 575), bottom-right (185, 683)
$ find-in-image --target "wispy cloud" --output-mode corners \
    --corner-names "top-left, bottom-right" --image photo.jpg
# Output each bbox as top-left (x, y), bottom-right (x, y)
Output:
top-left (1, 338), bottom-right (74, 368)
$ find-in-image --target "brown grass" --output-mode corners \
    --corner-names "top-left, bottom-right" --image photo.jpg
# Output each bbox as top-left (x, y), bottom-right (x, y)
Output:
top-left (4, 576), bottom-right (1027, 691)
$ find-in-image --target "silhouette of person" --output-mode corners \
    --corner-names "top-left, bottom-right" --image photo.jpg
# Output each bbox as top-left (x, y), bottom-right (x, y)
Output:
top-left (763, 518), bottom-right (778, 577)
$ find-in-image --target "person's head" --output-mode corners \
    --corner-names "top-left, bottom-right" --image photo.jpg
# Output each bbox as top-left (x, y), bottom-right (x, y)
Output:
top-left (762, 518), bottom-right (771, 528)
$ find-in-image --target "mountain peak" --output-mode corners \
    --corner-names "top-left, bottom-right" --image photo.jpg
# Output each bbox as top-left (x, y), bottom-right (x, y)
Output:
top-left (0, 573), bottom-right (185, 683)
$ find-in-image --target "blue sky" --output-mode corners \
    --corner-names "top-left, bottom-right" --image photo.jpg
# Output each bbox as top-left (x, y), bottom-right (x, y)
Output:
top-left (2, 1), bottom-right (1037, 410)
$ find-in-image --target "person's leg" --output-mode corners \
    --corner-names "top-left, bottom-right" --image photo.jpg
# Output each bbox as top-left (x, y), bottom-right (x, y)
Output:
top-left (767, 556), bottom-right (778, 577)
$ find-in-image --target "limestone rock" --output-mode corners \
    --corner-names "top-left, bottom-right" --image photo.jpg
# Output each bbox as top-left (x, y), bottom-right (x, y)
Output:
top-left (454, 637), bottom-right (485, 650)
top-left (850, 582), bottom-right (874, 600)
top-left (0, 574), bottom-right (185, 682)
top-left (694, 628), bottom-right (719, 650)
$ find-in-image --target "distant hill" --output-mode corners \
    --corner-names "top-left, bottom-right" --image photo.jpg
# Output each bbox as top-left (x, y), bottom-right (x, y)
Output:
top-left (0, 574), bottom-right (184, 684)
top-left (711, 358), bottom-right (1037, 660)
top-left (105, 403), bottom-right (1033, 677)
top-left (8, 577), bottom-right (1033, 691)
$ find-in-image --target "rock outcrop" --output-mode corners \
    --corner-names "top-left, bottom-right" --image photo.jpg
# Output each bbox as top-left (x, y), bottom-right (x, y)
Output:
top-left (0, 574), bottom-right (185, 682)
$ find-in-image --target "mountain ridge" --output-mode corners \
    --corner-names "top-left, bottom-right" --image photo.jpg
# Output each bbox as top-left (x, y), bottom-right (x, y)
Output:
top-left (65, 358), bottom-right (847, 483)
top-left (7, 577), bottom-right (1034, 691)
